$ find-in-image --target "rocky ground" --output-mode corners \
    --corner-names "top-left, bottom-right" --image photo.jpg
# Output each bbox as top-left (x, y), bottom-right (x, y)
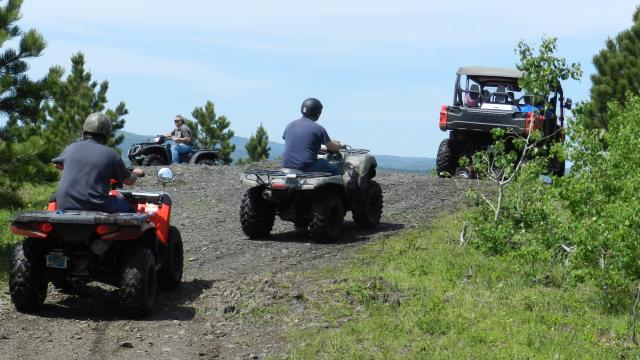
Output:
top-left (0, 165), bottom-right (463, 359)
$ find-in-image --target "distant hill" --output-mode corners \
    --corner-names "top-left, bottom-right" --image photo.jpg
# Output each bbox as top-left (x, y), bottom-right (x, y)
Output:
top-left (117, 131), bottom-right (434, 172)
top-left (375, 155), bottom-right (434, 173)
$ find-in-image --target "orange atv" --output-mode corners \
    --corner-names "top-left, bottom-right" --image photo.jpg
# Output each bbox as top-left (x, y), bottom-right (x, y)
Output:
top-left (8, 168), bottom-right (183, 317)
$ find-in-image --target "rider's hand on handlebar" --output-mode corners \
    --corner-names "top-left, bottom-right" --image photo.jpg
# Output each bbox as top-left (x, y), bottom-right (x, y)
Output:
top-left (131, 167), bottom-right (145, 178)
top-left (334, 141), bottom-right (347, 149)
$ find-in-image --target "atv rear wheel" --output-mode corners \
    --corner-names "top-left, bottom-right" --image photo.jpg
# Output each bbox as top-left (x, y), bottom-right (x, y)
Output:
top-left (195, 158), bottom-right (217, 166)
top-left (158, 226), bottom-right (184, 289)
top-left (120, 245), bottom-right (157, 318)
top-left (143, 154), bottom-right (164, 166)
top-left (9, 238), bottom-right (48, 312)
top-left (352, 181), bottom-right (383, 229)
top-left (436, 139), bottom-right (456, 177)
top-left (454, 167), bottom-right (475, 179)
top-left (240, 187), bottom-right (275, 239)
top-left (309, 191), bottom-right (345, 242)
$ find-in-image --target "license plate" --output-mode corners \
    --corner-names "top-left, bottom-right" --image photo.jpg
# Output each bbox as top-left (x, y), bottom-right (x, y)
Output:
top-left (285, 177), bottom-right (300, 188)
top-left (46, 254), bottom-right (68, 269)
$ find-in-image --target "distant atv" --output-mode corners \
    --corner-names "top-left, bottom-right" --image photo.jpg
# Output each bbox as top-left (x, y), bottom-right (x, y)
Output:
top-left (240, 146), bottom-right (383, 242)
top-left (436, 66), bottom-right (572, 178)
top-left (8, 168), bottom-right (183, 317)
top-left (128, 135), bottom-right (219, 166)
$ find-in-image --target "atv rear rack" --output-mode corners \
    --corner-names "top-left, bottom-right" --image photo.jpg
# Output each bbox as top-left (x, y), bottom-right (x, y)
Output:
top-left (243, 169), bottom-right (334, 185)
top-left (11, 210), bottom-right (149, 226)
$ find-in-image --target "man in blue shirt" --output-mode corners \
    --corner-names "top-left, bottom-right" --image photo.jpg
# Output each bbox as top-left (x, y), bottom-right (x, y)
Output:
top-left (53, 112), bottom-right (144, 213)
top-left (282, 98), bottom-right (343, 175)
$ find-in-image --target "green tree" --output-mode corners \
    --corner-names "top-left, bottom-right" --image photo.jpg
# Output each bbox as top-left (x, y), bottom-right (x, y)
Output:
top-left (563, 95), bottom-right (640, 308)
top-left (0, 0), bottom-right (60, 206)
top-left (516, 36), bottom-right (582, 109)
top-left (43, 52), bottom-right (128, 155)
top-left (471, 36), bottom-right (581, 221)
top-left (588, 6), bottom-right (640, 130)
top-left (189, 100), bottom-right (235, 164)
top-left (245, 123), bottom-right (270, 162)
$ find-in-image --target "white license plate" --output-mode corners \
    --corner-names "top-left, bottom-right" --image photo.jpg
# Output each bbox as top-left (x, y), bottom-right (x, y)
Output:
top-left (285, 178), bottom-right (300, 188)
top-left (46, 254), bottom-right (68, 269)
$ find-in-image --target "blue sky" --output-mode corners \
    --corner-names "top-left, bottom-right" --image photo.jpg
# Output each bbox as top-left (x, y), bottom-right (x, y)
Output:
top-left (15, 1), bottom-right (639, 157)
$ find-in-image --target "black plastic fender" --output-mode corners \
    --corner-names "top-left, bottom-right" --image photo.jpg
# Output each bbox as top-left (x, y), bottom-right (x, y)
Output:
top-left (188, 150), bottom-right (219, 164)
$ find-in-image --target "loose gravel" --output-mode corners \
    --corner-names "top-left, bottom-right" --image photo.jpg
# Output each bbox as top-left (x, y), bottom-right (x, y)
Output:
top-left (0, 165), bottom-right (463, 359)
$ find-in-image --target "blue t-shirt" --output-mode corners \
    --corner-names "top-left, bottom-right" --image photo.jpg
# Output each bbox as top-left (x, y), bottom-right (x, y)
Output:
top-left (53, 139), bottom-right (131, 212)
top-left (282, 117), bottom-right (331, 169)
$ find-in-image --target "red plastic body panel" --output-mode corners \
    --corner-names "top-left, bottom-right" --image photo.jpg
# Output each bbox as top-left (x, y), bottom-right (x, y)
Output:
top-left (524, 112), bottom-right (545, 135)
top-left (136, 203), bottom-right (171, 245)
top-left (100, 226), bottom-right (145, 241)
top-left (9, 224), bottom-right (48, 238)
top-left (439, 105), bottom-right (448, 131)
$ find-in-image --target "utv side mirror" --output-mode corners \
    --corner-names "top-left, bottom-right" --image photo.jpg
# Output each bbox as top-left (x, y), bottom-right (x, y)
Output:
top-left (563, 98), bottom-right (572, 110)
top-left (157, 167), bottom-right (174, 183)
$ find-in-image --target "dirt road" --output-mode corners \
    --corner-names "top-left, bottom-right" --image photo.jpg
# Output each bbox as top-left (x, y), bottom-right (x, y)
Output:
top-left (0, 165), bottom-right (461, 359)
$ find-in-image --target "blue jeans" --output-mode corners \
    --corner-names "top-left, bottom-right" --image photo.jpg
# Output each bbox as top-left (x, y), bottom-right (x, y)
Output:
top-left (170, 142), bottom-right (192, 163)
top-left (303, 158), bottom-right (343, 175)
top-left (108, 196), bottom-right (134, 213)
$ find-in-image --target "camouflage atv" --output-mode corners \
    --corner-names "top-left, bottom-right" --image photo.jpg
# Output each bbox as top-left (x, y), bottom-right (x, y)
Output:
top-left (240, 146), bottom-right (383, 242)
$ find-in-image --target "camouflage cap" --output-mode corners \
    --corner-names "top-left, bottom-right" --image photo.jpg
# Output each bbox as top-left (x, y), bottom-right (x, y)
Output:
top-left (83, 112), bottom-right (112, 136)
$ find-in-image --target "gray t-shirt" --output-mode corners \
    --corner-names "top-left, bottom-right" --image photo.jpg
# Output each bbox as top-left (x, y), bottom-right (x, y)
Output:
top-left (53, 139), bottom-right (130, 212)
top-left (282, 117), bottom-right (331, 169)
top-left (171, 124), bottom-right (193, 145)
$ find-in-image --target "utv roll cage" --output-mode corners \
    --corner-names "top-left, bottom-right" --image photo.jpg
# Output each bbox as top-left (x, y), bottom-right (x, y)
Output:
top-left (454, 66), bottom-right (570, 126)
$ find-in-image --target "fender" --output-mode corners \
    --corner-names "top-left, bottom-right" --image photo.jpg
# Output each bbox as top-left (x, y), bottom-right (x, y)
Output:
top-left (188, 150), bottom-right (219, 164)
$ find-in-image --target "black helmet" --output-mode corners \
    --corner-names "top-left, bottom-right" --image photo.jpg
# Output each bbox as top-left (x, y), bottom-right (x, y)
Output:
top-left (300, 98), bottom-right (323, 120)
top-left (83, 112), bottom-right (112, 136)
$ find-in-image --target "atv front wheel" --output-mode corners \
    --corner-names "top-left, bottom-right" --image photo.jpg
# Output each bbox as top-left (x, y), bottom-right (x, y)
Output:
top-left (352, 181), bottom-right (383, 229)
top-left (309, 191), bottom-right (345, 242)
top-left (143, 155), bottom-right (164, 166)
top-left (240, 187), bottom-right (276, 239)
top-left (436, 139), bottom-right (456, 177)
top-left (158, 226), bottom-right (184, 289)
top-left (9, 238), bottom-right (48, 312)
top-left (120, 245), bottom-right (157, 318)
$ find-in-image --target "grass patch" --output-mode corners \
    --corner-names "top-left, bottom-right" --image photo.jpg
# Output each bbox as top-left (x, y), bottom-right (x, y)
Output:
top-left (0, 183), bottom-right (56, 286)
top-left (285, 212), bottom-right (640, 359)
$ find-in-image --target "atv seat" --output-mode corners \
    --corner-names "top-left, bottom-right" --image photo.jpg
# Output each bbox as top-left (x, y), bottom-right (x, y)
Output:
top-left (280, 168), bottom-right (334, 177)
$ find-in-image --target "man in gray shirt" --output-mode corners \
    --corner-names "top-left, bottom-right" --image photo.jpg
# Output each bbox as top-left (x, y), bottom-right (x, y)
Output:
top-left (53, 113), bottom-right (144, 213)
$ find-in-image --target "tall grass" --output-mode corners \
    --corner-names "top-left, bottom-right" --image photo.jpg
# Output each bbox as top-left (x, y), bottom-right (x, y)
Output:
top-left (285, 212), bottom-right (640, 359)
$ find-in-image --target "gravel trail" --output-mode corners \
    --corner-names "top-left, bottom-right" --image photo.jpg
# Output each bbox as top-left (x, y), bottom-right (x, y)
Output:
top-left (0, 165), bottom-right (461, 359)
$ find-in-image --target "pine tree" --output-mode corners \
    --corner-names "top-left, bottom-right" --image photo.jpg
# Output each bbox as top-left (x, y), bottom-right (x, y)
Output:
top-left (245, 123), bottom-right (270, 162)
top-left (588, 6), bottom-right (640, 129)
top-left (43, 52), bottom-right (127, 155)
top-left (0, 0), bottom-right (60, 206)
top-left (190, 100), bottom-right (235, 164)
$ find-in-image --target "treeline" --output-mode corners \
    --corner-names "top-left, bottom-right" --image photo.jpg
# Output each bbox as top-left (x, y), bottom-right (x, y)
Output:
top-left (466, 5), bottom-right (640, 325)
top-left (0, 1), bottom-right (271, 207)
